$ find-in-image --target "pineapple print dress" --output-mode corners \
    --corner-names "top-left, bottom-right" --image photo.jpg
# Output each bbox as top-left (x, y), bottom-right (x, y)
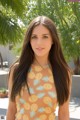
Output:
top-left (15, 64), bottom-right (58, 120)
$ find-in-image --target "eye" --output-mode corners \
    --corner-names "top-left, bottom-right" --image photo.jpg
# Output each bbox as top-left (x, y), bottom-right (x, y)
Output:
top-left (43, 35), bottom-right (48, 39)
top-left (31, 36), bottom-right (37, 39)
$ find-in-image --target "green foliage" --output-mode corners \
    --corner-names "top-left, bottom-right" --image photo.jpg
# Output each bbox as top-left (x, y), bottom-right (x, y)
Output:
top-left (0, 0), bottom-right (80, 62)
top-left (0, 88), bottom-right (7, 93)
top-left (0, 0), bottom-right (27, 44)
top-left (0, 0), bottom-right (26, 18)
top-left (25, 0), bottom-right (80, 61)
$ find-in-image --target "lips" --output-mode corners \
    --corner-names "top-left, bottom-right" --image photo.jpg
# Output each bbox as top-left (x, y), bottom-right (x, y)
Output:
top-left (36, 48), bottom-right (44, 50)
top-left (36, 48), bottom-right (44, 52)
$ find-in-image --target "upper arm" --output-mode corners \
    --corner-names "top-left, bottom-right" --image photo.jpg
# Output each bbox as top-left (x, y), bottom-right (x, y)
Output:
top-left (8, 67), bottom-right (14, 97)
top-left (6, 65), bottom-right (17, 120)
top-left (8, 63), bottom-right (18, 97)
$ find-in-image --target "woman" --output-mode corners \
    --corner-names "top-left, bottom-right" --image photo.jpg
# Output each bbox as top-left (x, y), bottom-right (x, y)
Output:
top-left (6, 16), bottom-right (72, 120)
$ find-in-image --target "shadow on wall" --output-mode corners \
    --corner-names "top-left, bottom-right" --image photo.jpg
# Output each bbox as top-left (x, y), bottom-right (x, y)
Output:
top-left (0, 52), bottom-right (3, 68)
top-left (0, 69), bottom-right (9, 89)
top-left (0, 108), bottom-right (7, 116)
top-left (56, 116), bottom-right (80, 120)
top-left (70, 118), bottom-right (80, 120)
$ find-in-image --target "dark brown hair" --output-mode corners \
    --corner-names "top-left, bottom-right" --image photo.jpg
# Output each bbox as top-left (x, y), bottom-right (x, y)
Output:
top-left (10, 16), bottom-right (71, 105)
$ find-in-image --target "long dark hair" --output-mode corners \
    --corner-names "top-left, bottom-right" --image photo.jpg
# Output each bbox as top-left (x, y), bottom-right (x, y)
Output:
top-left (10, 16), bottom-right (71, 105)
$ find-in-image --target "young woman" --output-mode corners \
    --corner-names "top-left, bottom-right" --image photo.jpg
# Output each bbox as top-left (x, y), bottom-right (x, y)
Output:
top-left (6, 16), bottom-right (72, 120)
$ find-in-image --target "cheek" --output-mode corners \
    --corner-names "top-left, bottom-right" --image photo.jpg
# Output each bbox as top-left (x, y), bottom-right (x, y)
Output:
top-left (30, 41), bottom-right (35, 51)
top-left (48, 45), bottom-right (52, 51)
top-left (46, 41), bottom-right (53, 49)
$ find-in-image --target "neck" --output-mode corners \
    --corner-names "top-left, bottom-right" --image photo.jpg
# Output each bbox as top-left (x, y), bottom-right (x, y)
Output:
top-left (34, 56), bottom-right (49, 66)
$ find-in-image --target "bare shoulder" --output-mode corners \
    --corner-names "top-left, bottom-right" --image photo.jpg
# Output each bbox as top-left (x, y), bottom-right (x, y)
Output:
top-left (9, 62), bottom-right (19, 79)
top-left (10, 62), bottom-right (19, 71)
top-left (8, 62), bottom-right (19, 93)
top-left (9, 62), bottom-right (19, 76)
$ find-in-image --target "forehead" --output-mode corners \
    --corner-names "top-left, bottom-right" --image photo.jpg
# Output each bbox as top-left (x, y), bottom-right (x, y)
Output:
top-left (32, 24), bottom-right (50, 34)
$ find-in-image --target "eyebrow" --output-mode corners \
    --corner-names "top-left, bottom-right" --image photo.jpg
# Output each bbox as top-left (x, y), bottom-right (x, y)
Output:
top-left (31, 34), bottom-right (50, 36)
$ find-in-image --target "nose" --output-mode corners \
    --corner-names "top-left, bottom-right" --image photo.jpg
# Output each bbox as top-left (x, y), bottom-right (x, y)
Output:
top-left (37, 39), bottom-right (42, 45)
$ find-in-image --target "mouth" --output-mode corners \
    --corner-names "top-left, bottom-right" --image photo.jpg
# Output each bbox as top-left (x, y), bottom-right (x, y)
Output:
top-left (36, 48), bottom-right (44, 52)
top-left (36, 48), bottom-right (44, 50)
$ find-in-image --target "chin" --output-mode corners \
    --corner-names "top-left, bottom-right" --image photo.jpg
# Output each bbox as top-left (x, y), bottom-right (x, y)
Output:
top-left (35, 53), bottom-right (48, 58)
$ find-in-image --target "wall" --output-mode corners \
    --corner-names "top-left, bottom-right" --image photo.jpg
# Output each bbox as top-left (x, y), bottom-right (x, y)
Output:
top-left (71, 75), bottom-right (80, 98)
top-left (0, 45), bottom-right (16, 67)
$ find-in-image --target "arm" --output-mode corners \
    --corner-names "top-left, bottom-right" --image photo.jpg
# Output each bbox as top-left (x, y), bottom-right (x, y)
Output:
top-left (6, 100), bottom-right (17, 120)
top-left (58, 98), bottom-right (70, 120)
top-left (58, 73), bottom-right (72, 120)
top-left (6, 66), bottom-right (17, 120)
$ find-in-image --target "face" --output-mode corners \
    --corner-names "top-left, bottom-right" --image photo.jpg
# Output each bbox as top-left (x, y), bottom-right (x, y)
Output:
top-left (30, 25), bottom-right (53, 58)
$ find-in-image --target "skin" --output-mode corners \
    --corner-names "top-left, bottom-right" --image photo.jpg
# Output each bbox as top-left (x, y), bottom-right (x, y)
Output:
top-left (30, 24), bottom-right (53, 66)
top-left (6, 65), bottom-right (17, 120)
top-left (6, 24), bottom-right (71, 120)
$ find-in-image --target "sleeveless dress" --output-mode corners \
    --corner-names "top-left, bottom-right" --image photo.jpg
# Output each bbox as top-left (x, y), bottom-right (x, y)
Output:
top-left (15, 64), bottom-right (58, 120)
